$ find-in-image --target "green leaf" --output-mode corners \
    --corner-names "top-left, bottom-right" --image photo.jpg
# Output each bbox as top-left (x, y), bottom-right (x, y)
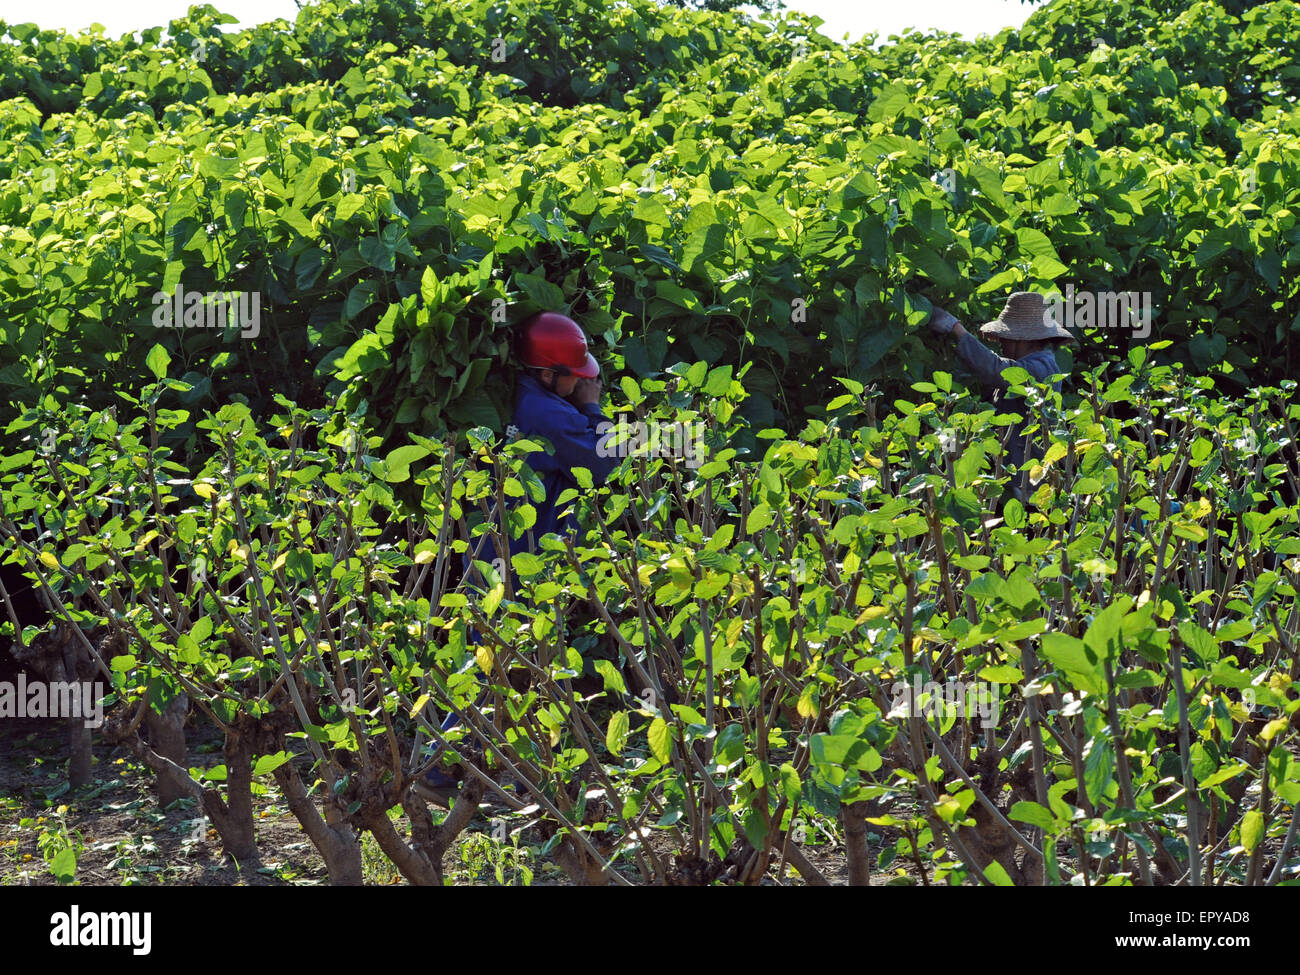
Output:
top-left (983, 860), bottom-right (1014, 886)
top-left (779, 763), bottom-right (801, 804)
top-left (633, 195), bottom-right (669, 226)
top-left (704, 365), bottom-right (733, 397)
top-left (966, 572), bottom-right (1007, 602)
top-left (747, 503), bottom-right (775, 533)
top-left (1015, 227), bottom-right (1068, 278)
top-left (1240, 809), bottom-right (1263, 853)
top-left (742, 808), bottom-right (768, 852)
top-left (1003, 565), bottom-right (1041, 613)
top-left (606, 711), bottom-right (629, 756)
top-left (379, 444), bottom-right (430, 483)
top-left (49, 847), bottom-right (77, 884)
top-left (945, 487), bottom-right (982, 528)
top-left (1082, 737), bottom-right (1115, 805)
top-left (1039, 632), bottom-right (1095, 673)
top-left (1082, 598), bottom-right (1130, 662)
top-left (360, 235), bottom-right (395, 271)
top-left (715, 723), bottom-right (745, 765)
top-left (594, 659), bottom-right (627, 695)
top-left (1044, 836), bottom-right (1061, 885)
top-left (620, 375), bottom-right (642, 404)
top-left (648, 716), bottom-right (672, 762)
top-left (1009, 800), bottom-right (1058, 832)
top-left (177, 634), bottom-right (200, 665)
top-left (511, 552), bottom-right (544, 577)
top-left (515, 272), bottom-right (566, 309)
top-left (124, 203), bottom-right (156, 225)
top-left (1195, 227), bottom-right (1235, 266)
top-left (336, 194), bottom-right (366, 222)
top-left (190, 616), bottom-right (214, 643)
top-left (251, 751), bottom-right (293, 776)
top-left (145, 343), bottom-right (171, 380)
top-left (420, 265), bottom-right (441, 307)
top-left (1003, 497), bottom-right (1026, 528)
top-left (285, 550), bottom-right (314, 583)
top-left (344, 282), bottom-right (380, 321)
top-left (1179, 621), bottom-right (1219, 662)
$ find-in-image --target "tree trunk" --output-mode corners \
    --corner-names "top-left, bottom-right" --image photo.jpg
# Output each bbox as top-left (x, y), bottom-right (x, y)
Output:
top-left (66, 713), bottom-right (92, 788)
top-left (144, 692), bottom-right (189, 806)
top-left (783, 836), bottom-right (832, 886)
top-left (956, 799), bottom-right (1037, 885)
top-left (554, 834), bottom-right (613, 885)
top-left (58, 648), bottom-right (93, 788)
top-left (274, 762), bottom-right (364, 886)
top-left (203, 730), bottom-right (258, 862)
top-left (840, 801), bottom-right (872, 886)
top-left (366, 810), bottom-right (441, 885)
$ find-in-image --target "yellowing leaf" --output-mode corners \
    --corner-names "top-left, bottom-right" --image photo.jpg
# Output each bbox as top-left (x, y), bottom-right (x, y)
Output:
top-left (38, 551), bottom-right (59, 570)
top-left (932, 795), bottom-right (963, 823)
top-left (133, 529), bottom-right (160, 554)
top-left (648, 716), bottom-right (672, 762)
top-left (606, 711), bottom-right (630, 756)
top-left (194, 482), bottom-right (216, 500)
top-left (855, 605), bottom-right (889, 623)
top-left (1240, 809), bottom-right (1264, 853)
top-left (1041, 441), bottom-right (1067, 468)
top-left (475, 642), bottom-right (494, 673)
top-left (410, 693), bottom-right (430, 717)
top-left (797, 683), bottom-right (819, 719)
top-left (1260, 717), bottom-right (1288, 743)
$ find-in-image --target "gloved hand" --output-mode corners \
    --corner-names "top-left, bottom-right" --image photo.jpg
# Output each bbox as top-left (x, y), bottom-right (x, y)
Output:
top-left (569, 376), bottom-right (603, 406)
top-left (928, 307), bottom-right (960, 335)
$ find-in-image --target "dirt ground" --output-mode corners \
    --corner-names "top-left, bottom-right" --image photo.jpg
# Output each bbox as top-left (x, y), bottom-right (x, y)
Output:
top-left (0, 714), bottom-right (881, 886)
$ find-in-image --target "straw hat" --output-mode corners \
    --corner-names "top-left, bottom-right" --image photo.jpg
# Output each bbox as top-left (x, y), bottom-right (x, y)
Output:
top-left (979, 292), bottom-right (1075, 343)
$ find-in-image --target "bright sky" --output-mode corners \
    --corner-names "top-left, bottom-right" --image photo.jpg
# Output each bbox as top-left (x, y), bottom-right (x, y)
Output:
top-left (785, 0), bottom-right (1039, 45)
top-left (0, 0), bottom-right (1041, 45)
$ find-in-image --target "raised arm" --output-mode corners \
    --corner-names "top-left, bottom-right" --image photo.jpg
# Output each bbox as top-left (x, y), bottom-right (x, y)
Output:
top-left (955, 329), bottom-right (1021, 392)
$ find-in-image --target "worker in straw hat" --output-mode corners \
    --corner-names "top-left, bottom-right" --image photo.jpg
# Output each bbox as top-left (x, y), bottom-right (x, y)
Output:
top-left (926, 292), bottom-right (1075, 502)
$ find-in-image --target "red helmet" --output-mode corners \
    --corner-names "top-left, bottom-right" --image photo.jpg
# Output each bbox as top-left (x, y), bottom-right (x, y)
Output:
top-left (518, 312), bottom-right (600, 378)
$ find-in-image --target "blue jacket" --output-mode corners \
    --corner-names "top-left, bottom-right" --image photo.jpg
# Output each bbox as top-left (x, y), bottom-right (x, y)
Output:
top-left (511, 373), bottom-right (619, 549)
top-left (464, 374), bottom-right (618, 589)
top-left (956, 331), bottom-right (1064, 475)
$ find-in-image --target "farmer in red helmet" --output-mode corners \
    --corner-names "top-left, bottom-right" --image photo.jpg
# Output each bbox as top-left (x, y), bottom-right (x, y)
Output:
top-left (417, 311), bottom-right (618, 807)
top-left (457, 311), bottom-right (617, 581)
top-left (510, 311), bottom-right (620, 540)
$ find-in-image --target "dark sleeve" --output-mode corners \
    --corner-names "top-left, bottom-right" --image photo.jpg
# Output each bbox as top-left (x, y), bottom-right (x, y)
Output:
top-left (956, 334), bottom-right (1060, 391)
top-left (956, 331), bottom-right (1018, 391)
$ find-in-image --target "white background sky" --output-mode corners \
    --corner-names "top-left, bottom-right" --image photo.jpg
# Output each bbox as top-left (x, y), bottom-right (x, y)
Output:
top-left (0, 0), bottom-right (1042, 46)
